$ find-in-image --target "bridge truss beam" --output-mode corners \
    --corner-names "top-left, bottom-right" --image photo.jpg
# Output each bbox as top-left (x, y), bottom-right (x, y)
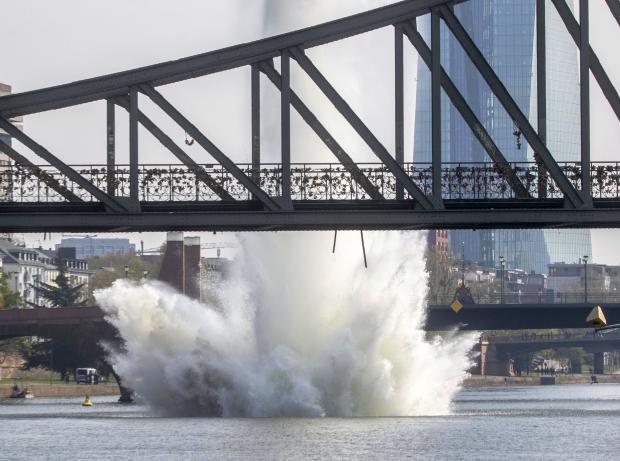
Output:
top-left (0, 0), bottom-right (618, 232)
top-left (1, 205), bottom-right (620, 233)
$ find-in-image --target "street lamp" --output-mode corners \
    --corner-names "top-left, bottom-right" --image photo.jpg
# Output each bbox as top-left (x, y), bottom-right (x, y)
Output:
top-left (583, 255), bottom-right (589, 303)
top-left (461, 241), bottom-right (466, 286)
top-left (499, 256), bottom-right (506, 304)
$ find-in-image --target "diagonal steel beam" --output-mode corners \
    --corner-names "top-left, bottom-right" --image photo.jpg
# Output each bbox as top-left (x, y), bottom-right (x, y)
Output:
top-left (0, 117), bottom-right (127, 211)
top-left (551, 0), bottom-right (620, 123)
top-left (605, 0), bottom-right (620, 29)
top-left (258, 61), bottom-right (384, 201)
top-left (112, 96), bottom-right (234, 201)
top-left (0, 137), bottom-right (82, 202)
top-left (140, 84), bottom-right (281, 211)
top-left (0, 0), bottom-right (467, 118)
top-left (289, 47), bottom-right (436, 209)
top-left (439, 5), bottom-right (584, 208)
top-left (402, 22), bottom-right (531, 199)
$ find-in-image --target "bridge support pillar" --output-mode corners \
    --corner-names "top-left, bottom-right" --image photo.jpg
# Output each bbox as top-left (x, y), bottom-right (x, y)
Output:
top-left (111, 368), bottom-right (134, 403)
top-left (593, 352), bottom-right (605, 374)
top-left (478, 335), bottom-right (512, 376)
top-left (478, 336), bottom-right (489, 376)
top-left (158, 232), bottom-right (185, 293)
top-left (183, 236), bottom-right (201, 300)
top-left (157, 231), bottom-right (201, 300)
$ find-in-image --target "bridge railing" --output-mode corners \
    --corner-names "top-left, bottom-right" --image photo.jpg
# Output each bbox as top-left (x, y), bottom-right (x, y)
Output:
top-left (1, 161), bottom-right (618, 203)
top-left (429, 291), bottom-right (620, 305)
top-left (485, 329), bottom-right (620, 344)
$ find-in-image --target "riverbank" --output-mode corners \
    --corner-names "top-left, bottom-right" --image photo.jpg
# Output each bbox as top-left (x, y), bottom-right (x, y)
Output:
top-left (0, 382), bottom-right (119, 398)
top-left (464, 374), bottom-right (620, 387)
top-left (2, 375), bottom-right (619, 398)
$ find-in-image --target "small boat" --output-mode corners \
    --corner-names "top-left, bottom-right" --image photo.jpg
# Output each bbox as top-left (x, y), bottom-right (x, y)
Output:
top-left (9, 385), bottom-right (34, 399)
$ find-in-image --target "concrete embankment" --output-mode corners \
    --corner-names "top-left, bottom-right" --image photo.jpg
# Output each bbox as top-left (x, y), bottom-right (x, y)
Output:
top-left (464, 374), bottom-right (620, 387)
top-left (0, 383), bottom-right (119, 398)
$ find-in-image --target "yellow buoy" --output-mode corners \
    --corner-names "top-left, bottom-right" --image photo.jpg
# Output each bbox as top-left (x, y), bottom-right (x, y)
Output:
top-left (82, 394), bottom-right (93, 407)
top-left (586, 305), bottom-right (607, 327)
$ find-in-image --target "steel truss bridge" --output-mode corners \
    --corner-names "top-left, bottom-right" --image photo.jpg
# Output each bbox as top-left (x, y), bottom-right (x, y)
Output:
top-left (1, 0), bottom-right (619, 232)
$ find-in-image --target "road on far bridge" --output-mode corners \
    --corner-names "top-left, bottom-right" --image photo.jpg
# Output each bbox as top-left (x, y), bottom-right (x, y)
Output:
top-left (2, 303), bottom-right (620, 337)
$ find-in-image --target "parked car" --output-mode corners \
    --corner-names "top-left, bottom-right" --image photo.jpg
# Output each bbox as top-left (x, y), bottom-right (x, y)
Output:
top-left (75, 368), bottom-right (99, 384)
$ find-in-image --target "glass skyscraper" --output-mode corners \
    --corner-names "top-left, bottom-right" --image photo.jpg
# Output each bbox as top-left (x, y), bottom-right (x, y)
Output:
top-left (0, 84), bottom-right (11, 159)
top-left (413, 0), bottom-right (591, 274)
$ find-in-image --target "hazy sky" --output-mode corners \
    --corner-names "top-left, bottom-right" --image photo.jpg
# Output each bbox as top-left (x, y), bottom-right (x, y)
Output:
top-left (1, 0), bottom-right (619, 264)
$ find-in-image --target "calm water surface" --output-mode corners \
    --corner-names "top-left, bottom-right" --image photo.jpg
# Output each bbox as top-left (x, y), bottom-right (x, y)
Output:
top-left (1, 384), bottom-right (618, 460)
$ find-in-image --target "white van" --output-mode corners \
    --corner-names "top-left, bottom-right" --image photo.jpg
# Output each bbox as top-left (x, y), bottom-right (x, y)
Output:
top-left (75, 368), bottom-right (99, 384)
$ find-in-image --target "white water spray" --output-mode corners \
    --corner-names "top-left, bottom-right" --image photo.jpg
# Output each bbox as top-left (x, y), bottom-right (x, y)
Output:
top-left (97, 232), bottom-right (476, 417)
top-left (95, 1), bottom-right (477, 417)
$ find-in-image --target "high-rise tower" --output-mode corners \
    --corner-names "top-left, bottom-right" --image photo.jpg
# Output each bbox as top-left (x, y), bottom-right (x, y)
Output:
top-left (0, 83), bottom-right (13, 164)
top-left (413, 0), bottom-right (591, 273)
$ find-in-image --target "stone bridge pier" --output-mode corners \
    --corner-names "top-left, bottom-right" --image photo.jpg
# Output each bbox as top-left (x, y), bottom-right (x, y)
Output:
top-left (475, 333), bottom-right (620, 376)
top-left (592, 352), bottom-right (605, 375)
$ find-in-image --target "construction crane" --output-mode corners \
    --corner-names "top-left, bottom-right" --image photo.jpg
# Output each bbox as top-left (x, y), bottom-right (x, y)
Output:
top-left (201, 242), bottom-right (236, 250)
top-left (140, 242), bottom-right (236, 255)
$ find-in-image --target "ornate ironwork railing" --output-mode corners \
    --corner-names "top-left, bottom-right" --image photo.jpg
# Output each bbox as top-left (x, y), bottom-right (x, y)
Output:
top-left (429, 291), bottom-right (620, 306)
top-left (485, 329), bottom-right (620, 344)
top-left (0, 161), bottom-right (618, 203)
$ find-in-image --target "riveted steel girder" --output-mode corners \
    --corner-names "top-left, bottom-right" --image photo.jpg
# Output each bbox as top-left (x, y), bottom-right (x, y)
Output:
top-left (0, 0), bottom-right (466, 118)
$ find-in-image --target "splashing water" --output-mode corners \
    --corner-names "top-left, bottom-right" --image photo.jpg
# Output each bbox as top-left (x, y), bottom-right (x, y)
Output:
top-left (96, 232), bottom-right (477, 416)
top-left (96, 1), bottom-right (477, 417)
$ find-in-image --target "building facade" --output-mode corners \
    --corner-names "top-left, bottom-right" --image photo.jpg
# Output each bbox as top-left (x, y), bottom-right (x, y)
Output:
top-left (57, 237), bottom-right (135, 259)
top-left (0, 239), bottom-right (91, 307)
top-left (413, 0), bottom-right (591, 274)
top-left (427, 229), bottom-right (449, 260)
top-left (547, 261), bottom-right (620, 301)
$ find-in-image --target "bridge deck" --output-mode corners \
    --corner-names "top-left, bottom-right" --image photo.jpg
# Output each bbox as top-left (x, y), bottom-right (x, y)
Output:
top-left (1, 162), bottom-right (619, 231)
top-left (1, 303), bottom-right (620, 339)
top-left (425, 303), bottom-right (620, 331)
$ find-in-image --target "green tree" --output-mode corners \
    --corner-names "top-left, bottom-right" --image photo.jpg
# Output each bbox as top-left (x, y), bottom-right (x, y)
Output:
top-left (23, 338), bottom-right (104, 380)
top-left (28, 262), bottom-right (87, 308)
top-left (0, 270), bottom-right (22, 309)
top-left (425, 246), bottom-right (459, 304)
top-left (87, 252), bottom-right (162, 296)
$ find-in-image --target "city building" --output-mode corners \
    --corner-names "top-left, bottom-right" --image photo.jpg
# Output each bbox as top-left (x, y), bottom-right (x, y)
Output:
top-left (547, 261), bottom-right (620, 301)
top-left (461, 264), bottom-right (551, 303)
top-left (0, 239), bottom-right (91, 307)
top-left (57, 236), bottom-right (135, 259)
top-left (0, 83), bottom-right (15, 164)
top-left (498, 268), bottom-right (551, 303)
top-left (427, 230), bottom-right (449, 259)
top-left (413, 0), bottom-right (591, 274)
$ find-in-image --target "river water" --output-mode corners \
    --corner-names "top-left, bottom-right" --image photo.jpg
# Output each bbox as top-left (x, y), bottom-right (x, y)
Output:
top-left (1, 384), bottom-right (618, 460)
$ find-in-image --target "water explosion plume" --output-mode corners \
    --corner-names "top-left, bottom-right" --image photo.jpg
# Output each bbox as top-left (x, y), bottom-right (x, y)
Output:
top-left (96, 0), bottom-right (477, 417)
top-left (96, 232), bottom-right (477, 416)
